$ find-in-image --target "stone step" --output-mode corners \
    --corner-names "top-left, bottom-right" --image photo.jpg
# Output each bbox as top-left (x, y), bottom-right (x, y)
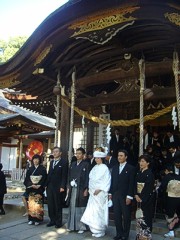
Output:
top-left (110, 219), bottom-right (180, 238)
top-left (4, 201), bottom-right (180, 238)
top-left (4, 193), bottom-right (23, 200)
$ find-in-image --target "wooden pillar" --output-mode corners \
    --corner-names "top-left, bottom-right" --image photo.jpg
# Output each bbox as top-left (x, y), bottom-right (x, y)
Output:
top-left (47, 138), bottom-right (51, 153)
top-left (54, 71), bottom-right (61, 147)
top-left (68, 69), bottom-right (76, 164)
top-left (19, 138), bottom-right (23, 170)
top-left (86, 122), bottom-right (94, 152)
top-left (60, 100), bottom-right (70, 160)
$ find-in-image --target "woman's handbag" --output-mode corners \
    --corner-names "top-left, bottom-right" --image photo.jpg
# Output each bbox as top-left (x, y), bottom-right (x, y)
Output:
top-left (135, 202), bottom-right (143, 219)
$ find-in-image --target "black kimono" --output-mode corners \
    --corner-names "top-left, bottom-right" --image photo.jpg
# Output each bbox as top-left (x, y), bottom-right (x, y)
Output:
top-left (158, 173), bottom-right (180, 230)
top-left (135, 169), bottom-right (155, 232)
top-left (67, 160), bottom-right (90, 231)
top-left (24, 165), bottom-right (47, 223)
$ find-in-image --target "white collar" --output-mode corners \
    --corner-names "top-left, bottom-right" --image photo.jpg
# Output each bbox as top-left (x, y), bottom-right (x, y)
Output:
top-left (120, 162), bottom-right (126, 166)
top-left (77, 160), bottom-right (82, 165)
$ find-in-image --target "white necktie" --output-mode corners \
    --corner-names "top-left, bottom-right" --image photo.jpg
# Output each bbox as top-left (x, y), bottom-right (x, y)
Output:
top-left (53, 160), bottom-right (59, 169)
top-left (119, 165), bottom-right (123, 174)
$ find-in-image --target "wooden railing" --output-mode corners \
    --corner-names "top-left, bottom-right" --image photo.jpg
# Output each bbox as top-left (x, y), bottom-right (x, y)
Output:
top-left (11, 168), bottom-right (27, 181)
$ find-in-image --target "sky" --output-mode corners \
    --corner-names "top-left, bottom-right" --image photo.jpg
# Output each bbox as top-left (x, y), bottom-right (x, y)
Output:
top-left (0, 0), bottom-right (68, 40)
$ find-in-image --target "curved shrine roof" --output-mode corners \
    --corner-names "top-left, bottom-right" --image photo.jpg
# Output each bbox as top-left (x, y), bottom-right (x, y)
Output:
top-left (0, 0), bottom-right (179, 117)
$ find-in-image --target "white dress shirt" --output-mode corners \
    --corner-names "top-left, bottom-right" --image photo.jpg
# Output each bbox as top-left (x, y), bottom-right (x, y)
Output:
top-left (53, 160), bottom-right (59, 169)
top-left (119, 162), bottom-right (126, 174)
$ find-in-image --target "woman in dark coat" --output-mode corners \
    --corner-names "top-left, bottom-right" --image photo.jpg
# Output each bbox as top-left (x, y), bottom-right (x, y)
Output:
top-left (0, 163), bottom-right (7, 215)
top-left (24, 154), bottom-right (47, 225)
top-left (135, 155), bottom-right (155, 239)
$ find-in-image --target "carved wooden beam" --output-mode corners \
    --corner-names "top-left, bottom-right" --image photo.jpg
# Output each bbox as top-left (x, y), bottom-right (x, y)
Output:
top-left (38, 74), bottom-right (56, 83)
top-left (76, 87), bottom-right (175, 107)
top-left (54, 40), bottom-right (178, 68)
top-left (77, 60), bottom-right (173, 89)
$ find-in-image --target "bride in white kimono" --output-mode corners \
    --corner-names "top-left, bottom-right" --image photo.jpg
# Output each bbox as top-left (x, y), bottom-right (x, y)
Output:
top-left (81, 151), bottom-right (111, 238)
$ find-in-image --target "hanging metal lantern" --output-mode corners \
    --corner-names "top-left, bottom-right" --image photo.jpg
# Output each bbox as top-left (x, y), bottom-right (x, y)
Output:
top-left (53, 85), bottom-right (61, 95)
top-left (144, 88), bottom-right (154, 100)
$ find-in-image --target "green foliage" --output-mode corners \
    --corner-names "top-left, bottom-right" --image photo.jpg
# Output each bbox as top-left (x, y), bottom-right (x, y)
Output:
top-left (0, 36), bottom-right (28, 63)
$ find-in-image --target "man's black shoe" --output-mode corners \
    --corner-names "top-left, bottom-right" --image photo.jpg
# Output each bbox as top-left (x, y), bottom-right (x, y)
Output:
top-left (55, 224), bottom-right (62, 228)
top-left (113, 236), bottom-right (122, 240)
top-left (46, 222), bottom-right (55, 227)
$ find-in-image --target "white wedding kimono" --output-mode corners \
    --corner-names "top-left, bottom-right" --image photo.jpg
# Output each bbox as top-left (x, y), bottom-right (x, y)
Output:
top-left (81, 163), bottom-right (111, 235)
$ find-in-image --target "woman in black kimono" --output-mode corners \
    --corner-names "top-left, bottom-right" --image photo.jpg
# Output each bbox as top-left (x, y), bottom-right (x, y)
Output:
top-left (24, 154), bottom-right (47, 225)
top-left (135, 155), bottom-right (155, 239)
top-left (0, 163), bottom-right (7, 215)
top-left (158, 164), bottom-right (180, 238)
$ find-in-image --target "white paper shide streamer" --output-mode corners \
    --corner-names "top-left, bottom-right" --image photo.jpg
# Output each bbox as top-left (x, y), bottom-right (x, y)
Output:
top-left (172, 106), bottom-right (177, 130)
top-left (106, 123), bottom-right (111, 144)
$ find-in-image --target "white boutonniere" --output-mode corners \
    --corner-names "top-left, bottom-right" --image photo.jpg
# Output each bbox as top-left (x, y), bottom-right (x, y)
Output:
top-left (70, 179), bottom-right (77, 187)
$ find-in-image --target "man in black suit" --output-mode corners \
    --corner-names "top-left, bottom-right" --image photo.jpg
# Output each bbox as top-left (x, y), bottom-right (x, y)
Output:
top-left (46, 147), bottom-right (68, 228)
top-left (105, 152), bottom-right (118, 172)
top-left (168, 143), bottom-right (180, 162)
top-left (110, 129), bottom-right (123, 158)
top-left (109, 150), bottom-right (135, 240)
top-left (164, 130), bottom-right (180, 149)
top-left (85, 151), bottom-right (96, 170)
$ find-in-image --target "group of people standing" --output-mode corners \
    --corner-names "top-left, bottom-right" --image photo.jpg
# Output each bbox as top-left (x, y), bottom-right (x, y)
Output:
top-left (1, 139), bottom-right (178, 240)
top-left (22, 145), bottom-right (164, 240)
top-left (0, 121), bottom-right (179, 240)
top-left (109, 127), bottom-right (180, 239)
top-left (0, 136), bottom-right (179, 240)
top-left (109, 150), bottom-right (156, 240)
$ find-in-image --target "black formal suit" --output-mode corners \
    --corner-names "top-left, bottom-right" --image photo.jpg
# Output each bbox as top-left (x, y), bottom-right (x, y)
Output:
top-left (164, 134), bottom-right (180, 148)
top-left (110, 163), bottom-right (135, 240)
top-left (84, 157), bottom-right (96, 170)
top-left (46, 158), bottom-right (68, 226)
top-left (105, 156), bottom-right (118, 172)
top-left (169, 150), bottom-right (180, 163)
top-left (110, 135), bottom-right (123, 157)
